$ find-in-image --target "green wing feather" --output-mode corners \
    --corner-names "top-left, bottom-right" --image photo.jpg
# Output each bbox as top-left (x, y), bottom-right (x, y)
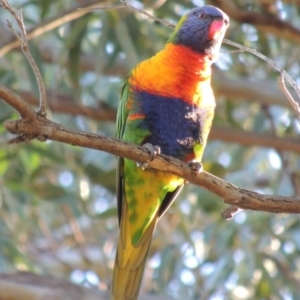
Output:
top-left (113, 78), bottom-right (158, 300)
top-left (116, 78), bottom-right (129, 222)
top-left (116, 77), bottom-right (129, 140)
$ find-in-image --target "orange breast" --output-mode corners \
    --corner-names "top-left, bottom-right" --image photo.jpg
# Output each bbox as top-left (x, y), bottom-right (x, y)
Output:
top-left (129, 43), bottom-right (214, 106)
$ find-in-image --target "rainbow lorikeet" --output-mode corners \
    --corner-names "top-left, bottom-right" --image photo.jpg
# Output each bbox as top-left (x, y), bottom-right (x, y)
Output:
top-left (113, 5), bottom-right (229, 300)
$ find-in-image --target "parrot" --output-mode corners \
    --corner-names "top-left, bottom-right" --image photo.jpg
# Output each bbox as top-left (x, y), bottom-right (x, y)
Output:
top-left (113, 5), bottom-right (229, 300)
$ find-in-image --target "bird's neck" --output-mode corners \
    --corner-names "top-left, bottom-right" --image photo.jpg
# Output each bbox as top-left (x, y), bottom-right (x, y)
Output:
top-left (129, 43), bottom-right (214, 106)
top-left (164, 42), bottom-right (213, 75)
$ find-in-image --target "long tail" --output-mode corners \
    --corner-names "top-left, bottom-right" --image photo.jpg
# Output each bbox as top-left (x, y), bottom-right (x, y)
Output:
top-left (111, 202), bottom-right (157, 300)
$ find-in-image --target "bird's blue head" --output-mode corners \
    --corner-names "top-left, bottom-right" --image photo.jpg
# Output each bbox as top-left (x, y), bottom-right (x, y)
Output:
top-left (169, 5), bottom-right (229, 61)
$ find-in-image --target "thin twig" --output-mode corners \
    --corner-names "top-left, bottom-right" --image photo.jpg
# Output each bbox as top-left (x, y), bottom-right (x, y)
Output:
top-left (119, 0), bottom-right (174, 27)
top-left (223, 39), bottom-right (300, 116)
top-left (222, 39), bottom-right (298, 92)
top-left (78, 3), bottom-right (125, 11)
top-left (78, 0), bottom-right (175, 27)
top-left (0, 0), bottom-right (47, 117)
top-left (278, 73), bottom-right (300, 119)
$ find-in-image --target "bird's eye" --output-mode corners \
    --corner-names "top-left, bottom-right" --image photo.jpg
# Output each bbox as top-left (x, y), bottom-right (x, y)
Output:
top-left (198, 12), bottom-right (207, 19)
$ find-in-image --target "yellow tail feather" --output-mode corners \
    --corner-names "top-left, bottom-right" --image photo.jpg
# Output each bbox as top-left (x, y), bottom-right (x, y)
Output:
top-left (111, 202), bottom-right (158, 300)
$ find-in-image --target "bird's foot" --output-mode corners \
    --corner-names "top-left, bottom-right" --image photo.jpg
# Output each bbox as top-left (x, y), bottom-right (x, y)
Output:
top-left (184, 161), bottom-right (203, 184)
top-left (189, 161), bottom-right (203, 175)
top-left (137, 143), bottom-right (161, 170)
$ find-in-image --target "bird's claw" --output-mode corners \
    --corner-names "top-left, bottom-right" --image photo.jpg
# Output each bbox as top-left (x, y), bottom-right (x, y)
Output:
top-left (189, 161), bottom-right (203, 175)
top-left (143, 143), bottom-right (161, 158)
top-left (137, 143), bottom-right (161, 170)
top-left (184, 161), bottom-right (203, 184)
top-left (137, 161), bottom-right (149, 170)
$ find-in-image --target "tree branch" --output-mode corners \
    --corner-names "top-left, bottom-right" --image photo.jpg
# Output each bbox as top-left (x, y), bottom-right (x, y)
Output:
top-left (0, 86), bottom-right (34, 119)
top-left (2, 86), bottom-right (300, 215)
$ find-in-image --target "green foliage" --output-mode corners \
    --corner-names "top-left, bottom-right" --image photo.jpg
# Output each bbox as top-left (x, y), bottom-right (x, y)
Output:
top-left (0, 0), bottom-right (300, 299)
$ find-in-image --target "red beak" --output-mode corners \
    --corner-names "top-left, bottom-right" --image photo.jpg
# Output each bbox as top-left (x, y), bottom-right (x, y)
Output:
top-left (208, 19), bottom-right (226, 40)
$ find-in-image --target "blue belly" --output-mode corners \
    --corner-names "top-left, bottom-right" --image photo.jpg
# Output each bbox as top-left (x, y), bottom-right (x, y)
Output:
top-left (133, 90), bottom-right (210, 160)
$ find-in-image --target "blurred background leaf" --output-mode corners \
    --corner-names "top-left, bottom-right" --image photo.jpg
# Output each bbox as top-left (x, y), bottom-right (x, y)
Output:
top-left (1, 0), bottom-right (300, 299)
